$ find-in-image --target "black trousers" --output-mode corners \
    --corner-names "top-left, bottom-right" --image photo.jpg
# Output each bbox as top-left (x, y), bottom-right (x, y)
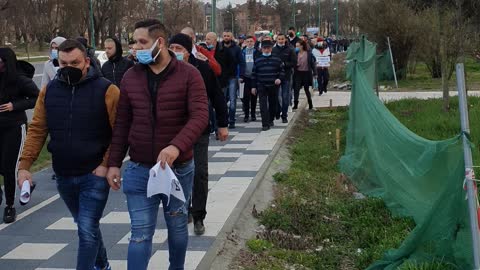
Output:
top-left (294, 70), bottom-right (313, 108)
top-left (0, 123), bottom-right (26, 206)
top-left (191, 132), bottom-right (210, 222)
top-left (258, 85), bottom-right (279, 127)
top-left (241, 77), bottom-right (257, 119)
top-left (316, 67), bottom-right (330, 94)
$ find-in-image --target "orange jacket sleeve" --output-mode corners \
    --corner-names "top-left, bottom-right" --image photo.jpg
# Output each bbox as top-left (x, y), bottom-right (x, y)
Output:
top-left (100, 84), bottom-right (120, 167)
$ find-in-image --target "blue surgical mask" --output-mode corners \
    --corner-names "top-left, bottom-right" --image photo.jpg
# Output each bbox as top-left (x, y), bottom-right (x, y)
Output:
top-left (175, 52), bottom-right (184, 61)
top-left (50, 49), bottom-right (58, 60)
top-left (207, 44), bottom-right (215, 50)
top-left (295, 48), bottom-right (300, 53)
top-left (262, 53), bottom-right (271, 57)
top-left (136, 39), bottom-right (161, 65)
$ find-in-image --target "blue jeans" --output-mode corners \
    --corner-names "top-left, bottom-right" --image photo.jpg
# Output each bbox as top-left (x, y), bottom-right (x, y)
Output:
top-left (122, 160), bottom-right (194, 270)
top-left (56, 173), bottom-right (110, 270)
top-left (279, 80), bottom-right (291, 119)
top-left (224, 78), bottom-right (238, 125)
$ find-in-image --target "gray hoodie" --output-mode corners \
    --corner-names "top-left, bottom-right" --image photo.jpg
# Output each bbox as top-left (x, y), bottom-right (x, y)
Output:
top-left (41, 37), bottom-right (66, 88)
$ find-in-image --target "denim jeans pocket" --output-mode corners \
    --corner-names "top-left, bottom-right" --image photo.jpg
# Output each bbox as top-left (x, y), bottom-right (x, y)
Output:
top-left (122, 162), bottom-right (149, 195)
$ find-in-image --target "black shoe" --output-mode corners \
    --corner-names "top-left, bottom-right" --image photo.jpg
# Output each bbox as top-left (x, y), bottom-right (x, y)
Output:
top-left (51, 174), bottom-right (57, 181)
top-left (282, 118), bottom-right (288, 123)
top-left (3, 206), bottom-right (16, 224)
top-left (292, 106), bottom-right (298, 110)
top-left (275, 115), bottom-right (280, 120)
top-left (244, 117), bottom-right (249, 123)
top-left (251, 116), bottom-right (257, 122)
top-left (269, 121), bottom-right (274, 127)
top-left (262, 126), bottom-right (270, 131)
top-left (229, 123), bottom-right (236, 129)
top-left (194, 220), bottom-right (205, 235)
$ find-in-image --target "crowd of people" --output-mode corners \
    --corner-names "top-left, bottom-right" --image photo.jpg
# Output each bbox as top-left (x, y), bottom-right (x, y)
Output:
top-left (0, 20), bottom-right (337, 270)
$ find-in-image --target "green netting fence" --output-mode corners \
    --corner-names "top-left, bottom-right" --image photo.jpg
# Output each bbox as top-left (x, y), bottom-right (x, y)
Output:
top-left (339, 36), bottom-right (474, 269)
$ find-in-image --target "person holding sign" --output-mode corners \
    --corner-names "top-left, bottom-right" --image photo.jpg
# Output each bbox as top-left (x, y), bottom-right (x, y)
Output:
top-left (313, 40), bottom-right (331, 96)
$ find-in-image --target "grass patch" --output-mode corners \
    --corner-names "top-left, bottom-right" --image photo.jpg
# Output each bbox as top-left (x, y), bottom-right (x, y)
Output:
top-left (385, 96), bottom-right (480, 160)
top-left (235, 97), bottom-right (480, 270)
top-left (381, 57), bottom-right (480, 90)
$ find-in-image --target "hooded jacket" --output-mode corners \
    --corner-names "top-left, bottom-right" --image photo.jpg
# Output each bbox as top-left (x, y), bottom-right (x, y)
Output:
top-left (41, 37), bottom-right (66, 88)
top-left (0, 48), bottom-right (39, 127)
top-left (101, 38), bottom-right (134, 87)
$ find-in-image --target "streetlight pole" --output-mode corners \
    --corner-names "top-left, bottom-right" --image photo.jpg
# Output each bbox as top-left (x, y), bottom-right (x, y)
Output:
top-left (211, 0), bottom-right (216, 32)
top-left (291, 0), bottom-right (296, 29)
top-left (335, 0), bottom-right (339, 37)
top-left (227, 11), bottom-right (234, 36)
top-left (317, 0), bottom-right (321, 35)
top-left (159, 0), bottom-right (164, 23)
top-left (89, 0), bottom-right (95, 50)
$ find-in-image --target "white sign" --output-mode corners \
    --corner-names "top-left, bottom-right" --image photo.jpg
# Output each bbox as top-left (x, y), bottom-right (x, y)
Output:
top-left (317, 56), bottom-right (331, 67)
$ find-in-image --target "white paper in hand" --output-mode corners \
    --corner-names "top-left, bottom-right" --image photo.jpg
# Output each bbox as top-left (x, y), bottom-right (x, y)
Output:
top-left (147, 163), bottom-right (186, 205)
top-left (239, 81), bottom-right (245, 99)
top-left (20, 181), bottom-right (31, 204)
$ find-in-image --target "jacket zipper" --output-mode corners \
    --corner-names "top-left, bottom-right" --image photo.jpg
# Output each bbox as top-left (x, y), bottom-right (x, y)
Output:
top-left (113, 63), bottom-right (116, 85)
top-left (68, 86), bottom-right (76, 148)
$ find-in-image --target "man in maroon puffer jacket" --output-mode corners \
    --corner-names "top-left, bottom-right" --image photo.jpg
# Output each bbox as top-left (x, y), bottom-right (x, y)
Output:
top-left (106, 19), bottom-right (208, 270)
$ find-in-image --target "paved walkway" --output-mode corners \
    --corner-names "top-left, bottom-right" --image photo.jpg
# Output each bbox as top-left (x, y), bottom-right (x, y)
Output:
top-left (0, 89), bottom-right (474, 269)
top-left (0, 98), bottom-right (299, 270)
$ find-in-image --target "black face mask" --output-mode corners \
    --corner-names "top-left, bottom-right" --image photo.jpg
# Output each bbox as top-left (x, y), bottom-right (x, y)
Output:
top-left (0, 62), bottom-right (5, 73)
top-left (289, 32), bottom-right (295, 38)
top-left (59, 66), bottom-right (84, 85)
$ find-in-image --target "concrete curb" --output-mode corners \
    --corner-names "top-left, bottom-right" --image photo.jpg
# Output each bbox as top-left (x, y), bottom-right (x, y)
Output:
top-left (196, 97), bottom-right (309, 270)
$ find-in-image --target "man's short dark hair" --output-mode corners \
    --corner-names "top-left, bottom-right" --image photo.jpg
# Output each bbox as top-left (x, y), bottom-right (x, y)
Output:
top-left (277, 33), bottom-right (286, 38)
top-left (58, 39), bottom-right (87, 57)
top-left (245, 35), bottom-right (254, 40)
top-left (288, 26), bottom-right (295, 31)
top-left (134, 19), bottom-right (168, 39)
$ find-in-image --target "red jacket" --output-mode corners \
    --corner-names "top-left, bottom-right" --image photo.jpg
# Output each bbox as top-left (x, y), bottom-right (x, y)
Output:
top-left (107, 55), bottom-right (209, 167)
top-left (196, 45), bottom-right (222, 77)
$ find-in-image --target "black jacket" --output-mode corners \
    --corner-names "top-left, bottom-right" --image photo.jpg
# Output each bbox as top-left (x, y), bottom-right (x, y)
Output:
top-left (288, 36), bottom-right (300, 47)
top-left (221, 41), bottom-right (242, 78)
top-left (212, 43), bottom-right (232, 88)
top-left (272, 44), bottom-right (297, 78)
top-left (101, 38), bottom-right (134, 87)
top-left (0, 48), bottom-right (39, 127)
top-left (294, 50), bottom-right (317, 87)
top-left (189, 55), bottom-right (228, 133)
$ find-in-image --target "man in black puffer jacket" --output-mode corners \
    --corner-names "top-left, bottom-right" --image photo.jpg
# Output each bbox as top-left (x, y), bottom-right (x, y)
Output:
top-left (0, 48), bottom-right (39, 223)
top-left (169, 33), bottom-right (228, 236)
top-left (101, 37), bottom-right (134, 87)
